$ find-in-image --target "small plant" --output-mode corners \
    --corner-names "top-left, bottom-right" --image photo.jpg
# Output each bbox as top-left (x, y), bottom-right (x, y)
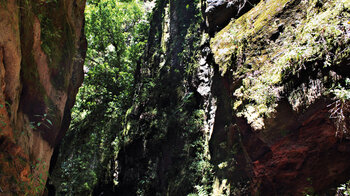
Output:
top-left (26, 159), bottom-right (48, 195)
top-left (303, 178), bottom-right (315, 196)
top-left (336, 181), bottom-right (350, 195)
top-left (18, 159), bottom-right (48, 195)
top-left (30, 113), bottom-right (53, 130)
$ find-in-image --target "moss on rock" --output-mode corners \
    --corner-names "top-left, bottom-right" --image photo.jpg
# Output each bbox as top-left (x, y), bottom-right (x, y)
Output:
top-left (211, 0), bottom-right (350, 130)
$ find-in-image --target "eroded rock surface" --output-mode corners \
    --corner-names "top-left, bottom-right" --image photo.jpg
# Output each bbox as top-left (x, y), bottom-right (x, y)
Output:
top-left (32, 0), bottom-right (350, 195)
top-left (205, 0), bottom-right (261, 34)
top-left (251, 106), bottom-right (350, 195)
top-left (0, 0), bottom-right (86, 194)
top-left (210, 0), bottom-right (350, 194)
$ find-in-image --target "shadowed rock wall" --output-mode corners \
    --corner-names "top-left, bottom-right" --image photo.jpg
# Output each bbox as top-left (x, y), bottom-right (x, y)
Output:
top-left (209, 0), bottom-right (350, 194)
top-left (40, 0), bottom-right (350, 195)
top-left (0, 0), bottom-right (86, 194)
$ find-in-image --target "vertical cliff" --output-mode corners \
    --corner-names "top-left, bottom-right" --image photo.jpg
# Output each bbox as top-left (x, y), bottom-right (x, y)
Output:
top-left (209, 0), bottom-right (350, 194)
top-left (46, 0), bottom-right (350, 195)
top-left (114, 0), bottom-right (216, 194)
top-left (117, 0), bottom-right (350, 194)
top-left (0, 0), bottom-right (86, 194)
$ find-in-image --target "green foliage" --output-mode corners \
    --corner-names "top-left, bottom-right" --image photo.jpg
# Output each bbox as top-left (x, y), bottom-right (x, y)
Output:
top-left (337, 181), bottom-right (350, 195)
top-left (72, 0), bottom-right (149, 119)
top-left (30, 113), bottom-right (53, 130)
top-left (328, 78), bottom-right (350, 138)
top-left (29, 160), bottom-right (47, 195)
top-left (303, 178), bottom-right (315, 196)
top-left (52, 0), bottom-right (215, 195)
top-left (211, 0), bottom-right (350, 130)
top-left (331, 78), bottom-right (350, 101)
top-left (117, 0), bottom-right (214, 195)
top-left (49, 0), bottom-right (148, 195)
top-left (18, 159), bottom-right (48, 196)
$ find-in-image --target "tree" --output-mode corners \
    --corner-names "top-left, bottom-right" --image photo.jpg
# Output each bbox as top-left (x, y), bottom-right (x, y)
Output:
top-left (48, 0), bottom-right (149, 194)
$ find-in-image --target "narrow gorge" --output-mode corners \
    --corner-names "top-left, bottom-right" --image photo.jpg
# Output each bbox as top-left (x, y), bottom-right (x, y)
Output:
top-left (0, 0), bottom-right (349, 195)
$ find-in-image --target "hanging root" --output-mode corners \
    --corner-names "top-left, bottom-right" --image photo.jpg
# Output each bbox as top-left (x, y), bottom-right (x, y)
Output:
top-left (328, 99), bottom-right (350, 139)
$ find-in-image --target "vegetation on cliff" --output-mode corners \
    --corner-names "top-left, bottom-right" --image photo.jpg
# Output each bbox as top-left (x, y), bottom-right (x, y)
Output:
top-left (0, 0), bottom-right (86, 195)
top-left (210, 0), bottom-right (350, 194)
top-left (211, 0), bottom-right (350, 132)
top-left (115, 0), bottom-right (214, 194)
top-left (46, 0), bottom-right (350, 195)
top-left (49, 0), bottom-right (217, 195)
top-left (49, 0), bottom-right (148, 194)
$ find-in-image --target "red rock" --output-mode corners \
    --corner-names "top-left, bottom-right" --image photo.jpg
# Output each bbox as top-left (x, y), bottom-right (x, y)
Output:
top-left (0, 0), bottom-right (86, 194)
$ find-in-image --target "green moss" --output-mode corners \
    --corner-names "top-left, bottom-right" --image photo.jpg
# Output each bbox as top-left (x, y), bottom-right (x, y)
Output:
top-left (118, 0), bottom-right (214, 195)
top-left (161, 5), bottom-right (169, 52)
top-left (21, 0), bottom-right (75, 93)
top-left (211, 0), bottom-right (350, 130)
top-left (0, 0), bottom-right (7, 8)
top-left (211, 0), bottom-right (293, 75)
top-left (20, 1), bottom-right (47, 96)
top-left (29, 0), bottom-right (77, 91)
top-left (331, 78), bottom-right (350, 100)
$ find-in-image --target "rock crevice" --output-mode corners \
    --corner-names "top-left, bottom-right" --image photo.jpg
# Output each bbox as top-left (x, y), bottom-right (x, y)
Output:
top-left (0, 0), bottom-right (86, 194)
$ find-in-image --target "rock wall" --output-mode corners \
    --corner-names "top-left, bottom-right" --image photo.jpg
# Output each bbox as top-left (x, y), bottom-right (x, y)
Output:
top-left (205, 0), bottom-right (261, 34)
top-left (209, 0), bottom-right (350, 194)
top-left (0, 0), bottom-right (86, 194)
top-left (113, 0), bottom-right (216, 195)
top-left (45, 0), bottom-right (350, 195)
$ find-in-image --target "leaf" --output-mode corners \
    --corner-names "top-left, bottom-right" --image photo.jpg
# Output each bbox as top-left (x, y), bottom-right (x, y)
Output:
top-left (46, 119), bottom-right (53, 125)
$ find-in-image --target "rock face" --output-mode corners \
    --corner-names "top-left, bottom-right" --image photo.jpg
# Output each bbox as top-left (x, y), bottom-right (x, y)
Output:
top-left (210, 0), bottom-right (350, 194)
top-left (205, 0), bottom-right (261, 34)
top-left (251, 106), bottom-right (350, 195)
top-left (113, 0), bottom-right (216, 195)
top-left (0, 0), bottom-right (86, 194)
top-left (115, 0), bottom-right (350, 194)
top-left (47, 0), bottom-right (350, 195)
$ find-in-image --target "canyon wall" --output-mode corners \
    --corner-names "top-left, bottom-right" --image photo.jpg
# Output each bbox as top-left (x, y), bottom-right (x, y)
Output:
top-left (209, 0), bottom-right (350, 194)
top-left (116, 0), bottom-right (350, 194)
top-left (0, 0), bottom-right (86, 195)
top-left (45, 0), bottom-right (350, 195)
